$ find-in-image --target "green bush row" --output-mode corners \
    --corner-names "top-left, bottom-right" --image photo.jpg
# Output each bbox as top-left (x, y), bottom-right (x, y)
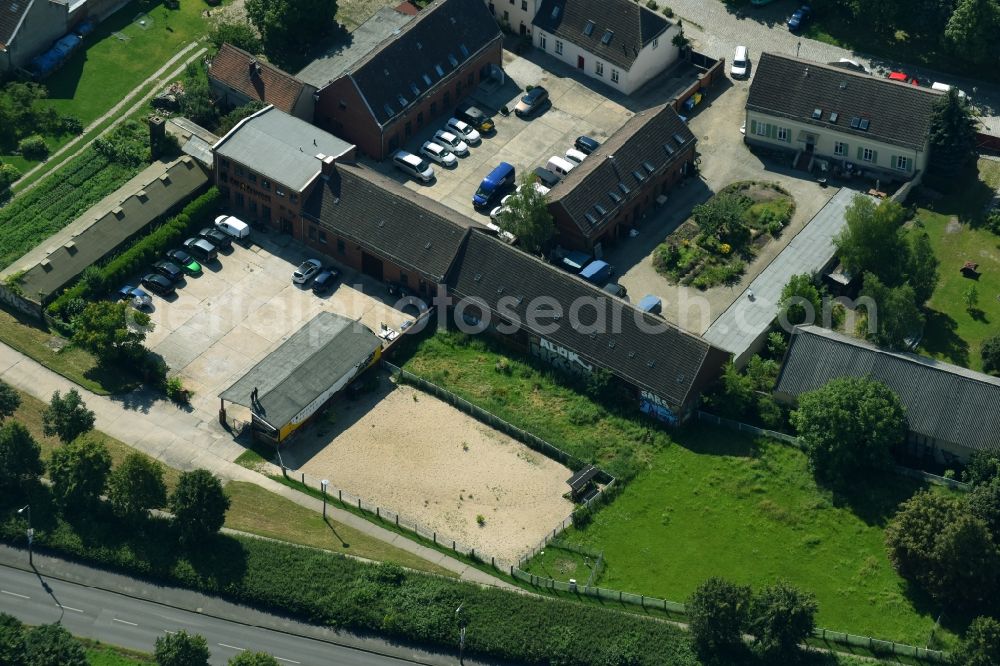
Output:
top-left (48, 187), bottom-right (220, 317)
top-left (0, 497), bottom-right (699, 666)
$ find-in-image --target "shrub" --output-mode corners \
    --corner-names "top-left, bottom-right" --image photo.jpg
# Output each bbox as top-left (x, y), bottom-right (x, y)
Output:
top-left (61, 115), bottom-right (84, 135)
top-left (662, 5), bottom-right (674, 17)
top-left (687, 577), bottom-right (751, 659)
top-left (0, 163), bottom-right (21, 191)
top-left (166, 376), bottom-right (191, 404)
top-left (155, 630), bottom-right (210, 666)
top-left (93, 120), bottom-right (149, 167)
top-left (18, 134), bottom-right (49, 160)
top-left (646, 0), bottom-right (658, 9)
top-left (982, 334), bottom-right (1000, 375)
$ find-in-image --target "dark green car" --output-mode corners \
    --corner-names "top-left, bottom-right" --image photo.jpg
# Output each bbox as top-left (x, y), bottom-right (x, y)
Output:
top-left (166, 248), bottom-right (202, 274)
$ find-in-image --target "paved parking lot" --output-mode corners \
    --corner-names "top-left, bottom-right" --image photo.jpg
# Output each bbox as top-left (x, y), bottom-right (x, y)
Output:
top-left (141, 231), bottom-right (412, 418)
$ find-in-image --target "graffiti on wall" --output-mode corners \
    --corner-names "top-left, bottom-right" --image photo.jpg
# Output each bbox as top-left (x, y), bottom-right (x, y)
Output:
top-left (529, 336), bottom-right (594, 376)
top-left (639, 389), bottom-right (678, 426)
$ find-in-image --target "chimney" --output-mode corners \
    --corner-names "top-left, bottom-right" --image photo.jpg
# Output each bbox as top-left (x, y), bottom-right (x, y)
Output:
top-left (148, 115), bottom-right (166, 159)
top-left (317, 153), bottom-right (336, 178)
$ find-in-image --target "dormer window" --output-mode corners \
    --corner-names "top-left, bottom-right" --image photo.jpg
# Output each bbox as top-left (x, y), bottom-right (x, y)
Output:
top-left (601, 29), bottom-right (614, 45)
top-left (583, 20), bottom-right (595, 36)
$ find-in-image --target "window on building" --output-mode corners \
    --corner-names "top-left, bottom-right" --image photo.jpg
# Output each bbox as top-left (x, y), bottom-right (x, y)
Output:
top-left (503, 9), bottom-right (508, 21)
top-left (894, 155), bottom-right (912, 171)
top-left (834, 141), bottom-right (847, 156)
top-left (290, 193), bottom-right (298, 203)
top-left (417, 111), bottom-right (424, 126)
top-left (862, 147), bottom-right (875, 162)
top-left (611, 68), bottom-right (619, 83)
top-left (308, 226), bottom-right (317, 240)
top-left (521, 0), bottom-right (527, 9)
top-left (652, 38), bottom-right (658, 49)
top-left (319, 230), bottom-right (327, 244)
top-left (755, 121), bottom-right (768, 137)
top-left (555, 40), bottom-right (563, 55)
top-left (235, 192), bottom-right (245, 208)
top-left (777, 127), bottom-right (789, 142)
top-left (219, 159), bottom-right (229, 170)
top-left (400, 272), bottom-right (408, 286)
top-left (595, 61), bottom-right (603, 76)
top-left (261, 179), bottom-right (271, 191)
top-left (539, 34), bottom-right (546, 50)
top-left (235, 166), bottom-right (245, 177)
top-left (248, 173), bottom-right (257, 183)
top-left (276, 187), bottom-right (286, 197)
top-left (337, 238), bottom-right (346, 254)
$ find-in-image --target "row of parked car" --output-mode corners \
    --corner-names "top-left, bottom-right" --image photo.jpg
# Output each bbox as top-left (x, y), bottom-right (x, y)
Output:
top-left (117, 215), bottom-right (250, 308)
top-left (393, 103), bottom-right (497, 183)
top-left (292, 258), bottom-right (341, 295)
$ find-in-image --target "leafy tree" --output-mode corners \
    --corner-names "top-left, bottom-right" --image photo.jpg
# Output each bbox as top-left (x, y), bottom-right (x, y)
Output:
top-left (983, 334), bottom-right (1000, 375)
top-left (0, 422), bottom-right (44, 491)
top-left (210, 21), bottom-right (263, 54)
top-left (790, 376), bottom-right (906, 482)
top-left (886, 490), bottom-right (963, 583)
top-left (0, 612), bottom-right (26, 666)
top-left (928, 87), bottom-right (978, 174)
top-left (17, 135), bottom-right (48, 160)
top-left (217, 101), bottom-right (265, 135)
top-left (70, 300), bottom-right (150, 367)
top-left (180, 76), bottom-right (219, 131)
top-left (0, 379), bottom-right (20, 421)
top-left (778, 273), bottom-right (822, 327)
top-left (835, 196), bottom-right (909, 286)
top-left (968, 478), bottom-right (1000, 539)
top-left (229, 652), bottom-right (281, 665)
top-left (170, 469), bottom-right (230, 542)
top-left (945, 0), bottom-right (1000, 65)
top-left (860, 272), bottom-right (924, 349)
top-left (745, 355), bottom-right (779, 392)
top-left (952, 616), bottom-right (1000, 666)
top-left (0, 163), bottom-right (21, 191)
top-left (108, 452), bottom-right (167, 522)
top-left (905, 232), bottom-right (939, 305)
top-left (154, 630), bottom-right (210, 666)
top-left (23, 624), bottom-right (86, 666)
top-left (748, 580), bottom-right (817, 660)
top-left (964, 284), bottom-right (979, 313)
top-left (49, 438), bottom-right (112, 510)
top-left (42, 388), bottom-right (95, 444)
top-left (692, 192), bottom-right (750, 240)
top-left (496, 173), bottom-right (557, 254)
top-left (686, 577), bottom-right (751, 658)
top-left (714, 361), bottom-right (754, 418)
top-left (965, 451), bottom-right (1000, 486)
top-left (246, 0), bottom-right (337, 61)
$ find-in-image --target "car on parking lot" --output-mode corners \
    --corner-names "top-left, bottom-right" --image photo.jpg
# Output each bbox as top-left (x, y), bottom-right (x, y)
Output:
top-left (182, 237), bottom-right (218, 262)
top-left (602, 282), bottom-right (628, 300)
top-left (140, 273), bottom-right (175, 297)
top-left (420, 141), bottom-right (458, 167)
top-left (515, 86), bottom-right (548, 118)
top-left (198, 226), bottom-right (232, 250)
top-left (454, 103), bottom-right (495, 133)
top-left (489, 205), bottom-right (510, 222)
top-left (214, 214), bottom-right (251, 240)
top-left (293, 258), bottom-right (323, 284)
top-left (166, 248), bottom-right (201, 274)
top-left (574, 135), bottom-right (600, 154)
top-left (564, 148), bottom-right (588, 165)
top-left (311, 267), bottom-right (341, 294)
top-left (533, 166), bottom-right (560, 189)
top-left (445, 118), bottom-right (481, 145)
top-left (433, 130), bottom-right (469, 156)
top-left (152, 260), bottom-right (183, 283)
top-left (392, 150), bottom-right (435, 183)
top-left (117, 285), bottom-right (152, 309)
top-left (888, 71), bottom-right (919, 85)
top-left (731, 45), bottom-right (750, 78)
top-left (786, 5), bottom-right (811, 31)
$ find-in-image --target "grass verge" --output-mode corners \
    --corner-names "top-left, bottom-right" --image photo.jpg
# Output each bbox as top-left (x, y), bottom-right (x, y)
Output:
top-left (83, 639), bottom-right (154, 665)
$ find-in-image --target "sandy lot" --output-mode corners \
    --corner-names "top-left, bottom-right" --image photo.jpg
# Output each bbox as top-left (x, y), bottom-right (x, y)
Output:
top-left (284, 378), bottom-right (575, 563)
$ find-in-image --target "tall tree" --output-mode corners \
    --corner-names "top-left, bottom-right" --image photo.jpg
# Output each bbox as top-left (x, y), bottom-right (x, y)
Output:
top-left (945, 0), bottom-right (1000, 64)
top-left (107, 452), bottom-right (167, 522)
top-left (70, 300), bottom-right (150, 367)
top-left (686, 577), bottom-right (752, 659)
top-left (982, 334), bottom-right (1000, 375)
top-left (229, 652), bottom-right (281, 666)
top-left (928, 88), bottom-right (978, 174)
top-left (170, 469), bottom-right (230, 542)
top-left (0, 380), bottom-right (20, 421)
top-left (154, 630), bottom-right (210, 666)
top-left (860, 272), bottom-right (924, 349)
top-left (952, 616), bottom-right (1000, 666)
top-left (49, 438), bottom-right (112, 510)
top-left (790, 376), bottom-right (906, 483)
top-left (835, 196), bottom-right (909, 286)
top-left (778, 273), bottom-right (823, 327)
top-left (245, 0), bottom-right (337, 62)
top-left (905, 232), bottom-right (939, 305)
top-left (23, 624), bottom-right (87, 666)
top-left (748, 580), bottom-right (818, 661)
top-left (968, 478), bottom-right (1000, 540)
top-left (965, 451), bottom-right (1000, 486)
top-left (42, 388), bottom-right (95, 444)
top-left (496, 174), bottom-right (557, 254)
top-left (0, 422), bottom-right (44, 492)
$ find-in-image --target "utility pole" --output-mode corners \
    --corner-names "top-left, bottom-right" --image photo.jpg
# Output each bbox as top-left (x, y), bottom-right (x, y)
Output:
top-left (17, 505), bottom-right (32, 567)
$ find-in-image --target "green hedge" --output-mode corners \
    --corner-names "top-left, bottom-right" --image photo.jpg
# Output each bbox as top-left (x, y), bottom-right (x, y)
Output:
top-left (0, 497), bottom-right (698, 666)
top-left (48, 187), bottom-right (220, 317)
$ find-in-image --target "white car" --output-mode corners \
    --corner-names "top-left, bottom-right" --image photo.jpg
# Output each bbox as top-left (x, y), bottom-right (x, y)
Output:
top-left (433, 130), bottom-right (469, 157)
top-left (731, 45), bottom-right (749, 79)
top-left (445, 118), bottom-right (481, 145)
top-left (489, 205), bottom-right (510, 222)
top-left (420, 141), bottom-right (458, 167)
top-left (293, 259), bottom-right (323, 284)
top-left (500, 193), bottom-right (516, 206)
top-left (392, 150), bottom-right (435, 183)
top-left (515, 182), bottom-right (550, 197)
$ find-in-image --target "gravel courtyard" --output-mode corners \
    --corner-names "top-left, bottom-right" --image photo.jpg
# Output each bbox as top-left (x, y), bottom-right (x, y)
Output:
top-left (283, 377), bottom-right (575, 563)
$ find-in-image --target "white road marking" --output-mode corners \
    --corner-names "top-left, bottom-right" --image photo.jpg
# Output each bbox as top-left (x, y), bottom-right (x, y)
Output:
top-left (1, 590), bottom-right (29, 599)
top-left (275, 658), bottom-right (301, 664)
top-left (163, 629), bottom-right (177, 634)
top-left (218, 643), bottom-right (245, 651)
top-left (113, 618), bottom-right (138, 626)
top-left (59, 605), bottom-right (84, 613)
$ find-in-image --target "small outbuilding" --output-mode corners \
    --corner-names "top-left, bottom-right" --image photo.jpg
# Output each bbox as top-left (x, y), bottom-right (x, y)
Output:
top-left (566, 465), bottom-right (600, 502)
top-left (219, 312), bottom-right (382, 443)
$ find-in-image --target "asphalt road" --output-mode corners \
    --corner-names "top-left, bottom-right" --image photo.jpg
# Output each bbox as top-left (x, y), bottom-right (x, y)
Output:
top-left (0, 563), bottom-right (427, 666)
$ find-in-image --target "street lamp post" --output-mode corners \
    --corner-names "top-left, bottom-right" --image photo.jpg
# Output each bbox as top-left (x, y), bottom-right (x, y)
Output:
top-left (17, 505), bottom-right (32, 567)
top-left (321, 479), bottom-right (329, 519)
top-left (796, 41), bottom-right (801, 58)
top-left (456, 603), bottom-right (466, 664)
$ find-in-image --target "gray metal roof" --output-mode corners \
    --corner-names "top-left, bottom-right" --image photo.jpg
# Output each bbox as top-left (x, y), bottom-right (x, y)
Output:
top-left (297, 6), bottom-right (413, 88)
top-left (213, 106), bottom-right (354, 192)
top-left (704, 188), bottom-right (872, 360)
top-left (220, 312), bottom-right (381, 430)
top-left (776, 325), bottom-right (1000, 454)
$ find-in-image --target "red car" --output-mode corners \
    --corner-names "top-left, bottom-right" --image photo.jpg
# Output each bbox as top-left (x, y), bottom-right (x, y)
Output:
top-left (888, 71), bottom-right (919, 85)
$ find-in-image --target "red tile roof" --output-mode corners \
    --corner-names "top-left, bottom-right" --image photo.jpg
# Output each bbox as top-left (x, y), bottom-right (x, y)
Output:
top-left (208, 43), bottom-right (309, 114)
top-left (394, 1), bottom-right (420, 15)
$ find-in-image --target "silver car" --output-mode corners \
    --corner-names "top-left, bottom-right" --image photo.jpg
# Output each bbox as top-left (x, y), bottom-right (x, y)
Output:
top-left (433, 130), bottom-right (469, 157)
top-left (293, 259), bottom-right (323, 284)
top-left (445, 117), bottom-right (482, 145)
top-left (420, 141), bottom-right (458, 168)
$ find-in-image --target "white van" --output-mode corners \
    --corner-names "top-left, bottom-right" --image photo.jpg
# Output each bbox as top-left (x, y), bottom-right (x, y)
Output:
top-left (731, 46), bottom-right (749, 79)
top-left (214, 214), bottom-right (250, 240)
top-left (564, 148), bottom-right (588, 165)
top-left (546, 155), bottom-right (575, 180)
top-left (931, 81), bottom-right (968, 99)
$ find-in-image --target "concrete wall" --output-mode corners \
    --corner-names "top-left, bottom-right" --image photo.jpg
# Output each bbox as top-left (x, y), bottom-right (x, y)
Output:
top-left (0, 284), bottom-right (44, 320)
top-left (485, 0), bottom-right (540, 36)
top-left (744, 110), bottom-right (927, 180)
top-left (315, 38), bottom-right (503, 160)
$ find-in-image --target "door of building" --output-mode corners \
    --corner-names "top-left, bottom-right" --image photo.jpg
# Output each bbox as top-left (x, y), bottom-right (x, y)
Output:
top-left (361, 252), bottom-right (384, 281)
top-left (577, 55), bottom-right (584, 69)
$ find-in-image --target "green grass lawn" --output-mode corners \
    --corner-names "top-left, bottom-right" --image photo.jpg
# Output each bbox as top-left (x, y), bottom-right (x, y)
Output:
top-left (524, 427), bottom-right (957, 649)
top-left (913, 159), bottom-right (1000, 371)
top-left (85, 641), bottom-right (154, 665)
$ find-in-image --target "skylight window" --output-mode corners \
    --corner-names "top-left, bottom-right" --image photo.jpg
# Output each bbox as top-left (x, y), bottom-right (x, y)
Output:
top-left (410, 83), bottom-right (420, 96)
top-left (632, 170), bottom-right (645, 183)
top-left (601, 29), bottom-right (614, 45)
top-left (585, 212), bottom-right (598, 226)
top-left (608, 191), bottom-right (622, 203)
top-left (859, 118), bottom-right (870, 131)
top-left (397, 95), bottom-right (408, 107)
top-left (594, 204), bottom-right (608, 217)
top-left (829, 112), bottom-right (839, 123)
top-left (435, 64), bottom-right (445, 77)
top-left (643, 161), bottom-right (656, 174)
top-left (448, 53), bottom-right (459, 67)
top-left (422, 73), bottom-right (433, 86)
top-left (673, 133), bottom-right (686, 146)
top-left (459, 44), bottom-right (469, 57)
top-left (850, 116), bottom-right (861, 128)
top-left (583, 20), bottom-right (595, 36)
top-left (812, 108), bottom-right (822, 119)
top-left (551, 5), bottom-right (560, 19)
top-left (663, 142), bottom-right (676, 156)
top-left (383, 103), bottom-right (394, 116)
top-left (618, 182), bottom-right (631, 195)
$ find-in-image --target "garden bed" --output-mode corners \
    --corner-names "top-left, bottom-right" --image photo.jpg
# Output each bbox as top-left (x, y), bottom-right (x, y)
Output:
top-left (653, 181), bottom-right (795, 289)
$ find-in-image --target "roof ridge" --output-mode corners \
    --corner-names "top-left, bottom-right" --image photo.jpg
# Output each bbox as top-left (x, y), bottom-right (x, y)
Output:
top-left (759, 51), bottom-right (944, 97)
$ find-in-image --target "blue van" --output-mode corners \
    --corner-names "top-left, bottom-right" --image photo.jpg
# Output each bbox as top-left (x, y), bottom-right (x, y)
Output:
top-left (473, 162), bottom-right (516, 209)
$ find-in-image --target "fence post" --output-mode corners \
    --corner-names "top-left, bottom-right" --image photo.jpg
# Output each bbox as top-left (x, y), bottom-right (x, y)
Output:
top-left (358, 498), bottom-right (361, 509)
top-left (452, 540), bottom-right (456, 551)
top-left (395, 515), bottom-right (399, 527)
top-left (491, 556), bottom-right (495, 568)
top-left (376, 507), bottom-right (380, 518)
top-left (641, 595), bottom-right (645, 608)
top-left (433, 531), bottom-right (436, 544)
top-left (300, 472), bottom-right (304, 483)
top-left (619, 591), bottom-right (622, 602)
top-left (338, 489), bottom-right (342, 501)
